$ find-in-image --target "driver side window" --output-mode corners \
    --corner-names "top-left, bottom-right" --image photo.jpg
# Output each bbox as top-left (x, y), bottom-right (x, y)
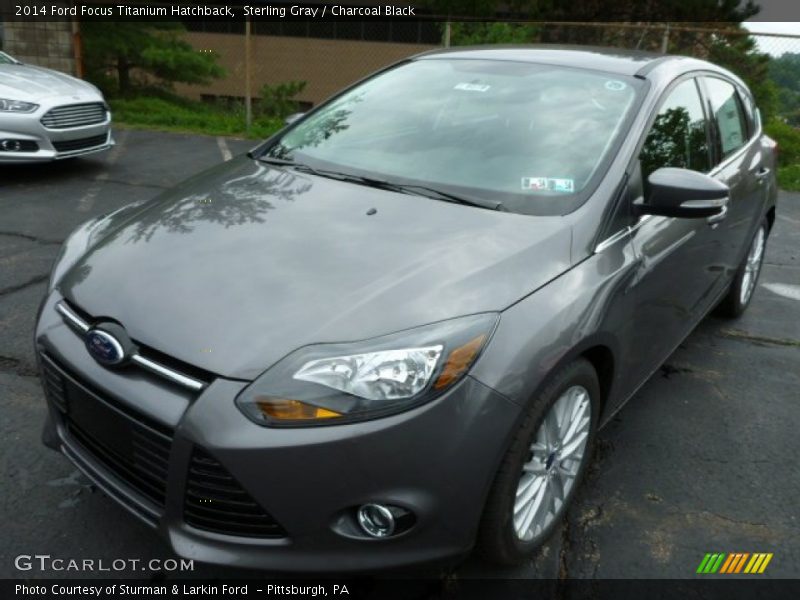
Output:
top-left (640, 78), bottom-right (711, 181)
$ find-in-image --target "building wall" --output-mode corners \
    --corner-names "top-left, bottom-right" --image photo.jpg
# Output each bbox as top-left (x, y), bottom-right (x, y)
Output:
top-left (174, 32), bottom-right (437, 107)
top-left (2, 21), bottom-right (76, 75)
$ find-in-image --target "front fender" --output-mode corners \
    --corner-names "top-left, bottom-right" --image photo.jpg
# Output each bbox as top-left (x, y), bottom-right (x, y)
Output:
top-left (470, 238), bottom-right (640, 426)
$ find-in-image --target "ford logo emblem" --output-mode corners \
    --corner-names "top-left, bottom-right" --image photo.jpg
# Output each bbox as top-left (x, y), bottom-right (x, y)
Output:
top-left (85, 329), bottom-right (126, 366)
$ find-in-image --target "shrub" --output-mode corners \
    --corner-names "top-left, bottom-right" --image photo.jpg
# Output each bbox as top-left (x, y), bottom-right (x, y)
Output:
top-left (110, 95), bottom-right (282, 139)
top-left (765, 118), bottom-right (800, 168)
top-left (259, 81), bottom-right (307, 120)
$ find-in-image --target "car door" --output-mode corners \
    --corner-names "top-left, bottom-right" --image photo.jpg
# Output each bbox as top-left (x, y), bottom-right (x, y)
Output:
top-left (699, 76), bottom-right (770, 278)
top-left (625, 76), bottom-right (729, 387)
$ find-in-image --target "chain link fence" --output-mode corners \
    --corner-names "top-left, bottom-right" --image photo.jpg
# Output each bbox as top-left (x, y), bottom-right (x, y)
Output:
top-left (166, 21), bottom-right (800, 124)
top-left (2, 17), bottom-right (797, 127)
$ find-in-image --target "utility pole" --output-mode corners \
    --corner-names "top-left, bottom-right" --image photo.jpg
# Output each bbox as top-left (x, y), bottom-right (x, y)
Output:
top-left (70, 0), bottom-right (83, 78)
top-left (245, 17), bottom-right (253, 134)
top-left (661, 23), bottom-right (671, 54)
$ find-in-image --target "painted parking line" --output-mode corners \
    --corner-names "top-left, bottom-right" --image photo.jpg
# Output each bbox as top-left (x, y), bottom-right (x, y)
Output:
top-left (77, 129), bottom-right (130, 213)
top-left (777, 213), bottom-right (800, 226)
top-left (762, 282), bottom-right (800, 302)
top-left (216, 136), bottom-right (233, 162)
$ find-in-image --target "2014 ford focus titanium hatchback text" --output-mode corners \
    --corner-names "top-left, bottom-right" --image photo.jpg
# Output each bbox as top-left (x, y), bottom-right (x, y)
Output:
top-left (37, 47), bottom-right (777, 570)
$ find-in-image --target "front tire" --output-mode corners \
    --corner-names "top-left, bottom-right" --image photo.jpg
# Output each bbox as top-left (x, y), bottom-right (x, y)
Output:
top-left (717, 218), bottom-right (768, 318)
top-left (477, 359), bottom-right (600, 565)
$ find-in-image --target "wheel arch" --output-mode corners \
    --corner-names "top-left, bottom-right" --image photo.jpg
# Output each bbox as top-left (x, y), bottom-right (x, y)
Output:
top-left (766, 205), bottom-right (776, 233)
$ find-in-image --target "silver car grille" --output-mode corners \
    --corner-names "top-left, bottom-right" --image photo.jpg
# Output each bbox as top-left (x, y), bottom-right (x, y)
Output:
top-left (41, 103), bottom-right (107, 129)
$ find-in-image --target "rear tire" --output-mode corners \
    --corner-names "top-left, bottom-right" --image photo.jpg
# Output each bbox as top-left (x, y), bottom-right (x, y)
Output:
top-left (477, 359), bottom-right (600, 565)
top-left (717, 218), bottom-right (768, 319)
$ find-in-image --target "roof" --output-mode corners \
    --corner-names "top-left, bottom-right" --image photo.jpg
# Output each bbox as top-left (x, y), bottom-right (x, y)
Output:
top-left (414, 44), bottom-right (691, 77)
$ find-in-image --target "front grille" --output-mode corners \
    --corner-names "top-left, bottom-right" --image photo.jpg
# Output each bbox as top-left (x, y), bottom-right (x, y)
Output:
top-left (58, 299), bottom-right (215, 391)
top-left (52, 134), bottom-right (108, 153)
top-left (43, 355), bottom-right (173, 507)
top-left (184, 447), bottom-right (286, 538)
top-left (41, 359), bottom-right (67, 412)
top-left (41, 103), bottom-right (107, 129)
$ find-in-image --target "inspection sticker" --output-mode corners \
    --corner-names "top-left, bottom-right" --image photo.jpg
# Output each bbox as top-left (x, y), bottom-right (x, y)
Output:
top-left (521, 177), bottom-right (575, 193)
top-left (454, 82), bottom-right (491, 92)
top-left (521, 177), bottom-right (549, 190)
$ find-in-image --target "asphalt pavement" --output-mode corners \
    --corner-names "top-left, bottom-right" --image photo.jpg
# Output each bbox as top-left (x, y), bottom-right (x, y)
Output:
top-left (1, 129), bottom-right (798, 580)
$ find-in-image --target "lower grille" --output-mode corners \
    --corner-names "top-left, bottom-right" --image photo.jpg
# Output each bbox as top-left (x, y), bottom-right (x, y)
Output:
top-left (41, 360), bottom-right (67, 412)
top-left (43, 355), bottom-right (173, 507)
top-left (67, 419), bottom-right (171, 506)
top-left (52, 134), bottom-right (108, 153)
top-left (184, 448), bottom-right (286, 538)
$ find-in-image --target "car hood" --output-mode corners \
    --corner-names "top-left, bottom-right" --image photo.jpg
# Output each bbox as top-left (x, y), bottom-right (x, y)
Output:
top-left (0, 64), bottom-right (99, 102)
top-left (60, 157), bottom-right (573, 380)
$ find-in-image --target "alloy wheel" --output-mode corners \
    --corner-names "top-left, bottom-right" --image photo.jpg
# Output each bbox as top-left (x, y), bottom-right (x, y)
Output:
top-left (740, 225), bottom-right (766, 306)
top-left (513, 385), bottom-right (591, 541)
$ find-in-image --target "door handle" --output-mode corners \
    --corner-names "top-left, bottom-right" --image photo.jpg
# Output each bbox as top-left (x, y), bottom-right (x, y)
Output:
top-left (707, 203), bottom-right (728, 225)
top-left (755, 167), bottom-right (771, 183)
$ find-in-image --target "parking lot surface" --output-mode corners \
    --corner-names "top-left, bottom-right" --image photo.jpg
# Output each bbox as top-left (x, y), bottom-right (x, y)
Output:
top-left (1, 129), bottom-right (798, 580)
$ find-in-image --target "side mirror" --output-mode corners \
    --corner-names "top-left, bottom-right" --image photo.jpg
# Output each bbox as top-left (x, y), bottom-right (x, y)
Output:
top-left (284, 112), bottom-right (305, 126)
top-left (634, 167), bottom-right (729, 219)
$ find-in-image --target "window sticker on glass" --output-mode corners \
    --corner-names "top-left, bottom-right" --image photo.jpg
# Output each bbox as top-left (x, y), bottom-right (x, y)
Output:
top-left (454, 82), bottom-right (491, 92)
top-left (605, 80), bottom-right (627, 92)
top-left (521, 177), bottom-right (575, 193)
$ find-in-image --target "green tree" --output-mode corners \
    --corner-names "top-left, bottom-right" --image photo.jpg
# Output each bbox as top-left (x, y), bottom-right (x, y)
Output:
top-left (448, 22), bottom-right (540, 45)
top-left (769, 53), bottom-right (800, 126)
top-left (82, 22), bottom-right (224, 96)
top-left (259, 81), bottom-right (307, 120)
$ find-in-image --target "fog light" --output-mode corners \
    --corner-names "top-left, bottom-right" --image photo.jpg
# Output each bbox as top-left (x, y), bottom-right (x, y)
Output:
top-left (357, 503), bottom-right (395, 538)
top-left (1, 139), bottom-right (21, 151)
top-left (0, 139), bottom-right (38, 152)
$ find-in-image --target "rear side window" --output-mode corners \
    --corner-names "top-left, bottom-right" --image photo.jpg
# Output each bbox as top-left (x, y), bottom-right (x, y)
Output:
top-left (704, 77), bottom-right (748, 160)
top-left (640, 78), bottom-right (710, 180)
top-left (738, 87), bottom-right (759, 134)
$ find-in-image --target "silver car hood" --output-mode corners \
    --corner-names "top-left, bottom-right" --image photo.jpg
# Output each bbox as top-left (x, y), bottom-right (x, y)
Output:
top-left (0, 64), bottom-right (99, 102)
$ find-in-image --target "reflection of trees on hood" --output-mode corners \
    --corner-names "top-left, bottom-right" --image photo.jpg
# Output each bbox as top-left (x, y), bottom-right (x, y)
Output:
top-left (124, 166), bottom-right (311, 242)
top-left (67, 263), bottom-right (93, 286)
top-left (640, 107), bottom-right (709, 178)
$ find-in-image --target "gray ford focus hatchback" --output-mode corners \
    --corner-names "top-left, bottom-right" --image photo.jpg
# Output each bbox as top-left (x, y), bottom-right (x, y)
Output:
top-left (37, 46), bottom-right (777, 571)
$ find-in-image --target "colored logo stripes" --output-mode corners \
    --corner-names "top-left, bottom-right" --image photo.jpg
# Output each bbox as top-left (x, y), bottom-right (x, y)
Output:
top-left (697, 552), bottom-right (773, 574)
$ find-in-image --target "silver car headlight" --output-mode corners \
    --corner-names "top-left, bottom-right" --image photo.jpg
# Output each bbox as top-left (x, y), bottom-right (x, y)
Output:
top-left (236, 313), bottom-right (499, 427)
top-left (0, 98), bottom-right (38, 113)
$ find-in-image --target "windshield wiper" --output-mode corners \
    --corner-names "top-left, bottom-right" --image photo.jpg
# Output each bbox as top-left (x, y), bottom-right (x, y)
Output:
top-left (387, 183), bottom-right (504, 211)
top-left (257, 156), bottom-right (297, 166)
top-left (257, 157), bottom-right (504, 211)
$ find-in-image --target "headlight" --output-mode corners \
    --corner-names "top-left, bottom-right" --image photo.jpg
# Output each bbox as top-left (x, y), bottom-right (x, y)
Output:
top-left (236, 312), bottom-right (499, 427)
top-left (0, 98), bottom-right (38, 113)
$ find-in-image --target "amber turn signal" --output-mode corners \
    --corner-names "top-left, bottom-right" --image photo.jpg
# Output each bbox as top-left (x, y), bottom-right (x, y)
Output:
top-left (433, 334), bottom-right (487, 390)
top-left (256, 398), bottom-right (342, 421)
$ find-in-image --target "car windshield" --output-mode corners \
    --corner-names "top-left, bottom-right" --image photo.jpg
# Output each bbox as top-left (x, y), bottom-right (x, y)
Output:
top-left (264, 58), bottom-right (643, 216)
top-left (0, 52), bottom-right (18, 65)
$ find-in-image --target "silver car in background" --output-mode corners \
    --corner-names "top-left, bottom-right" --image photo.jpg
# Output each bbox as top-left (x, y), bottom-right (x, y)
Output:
top-left (0, 51), bottom-right (113, 163)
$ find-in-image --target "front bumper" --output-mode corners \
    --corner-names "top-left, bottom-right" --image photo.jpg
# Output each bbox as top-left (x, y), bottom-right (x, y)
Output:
top-left (36, 292), bottom-right (521, 572)
top-left (0, 97), bottom-right (113, 163)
